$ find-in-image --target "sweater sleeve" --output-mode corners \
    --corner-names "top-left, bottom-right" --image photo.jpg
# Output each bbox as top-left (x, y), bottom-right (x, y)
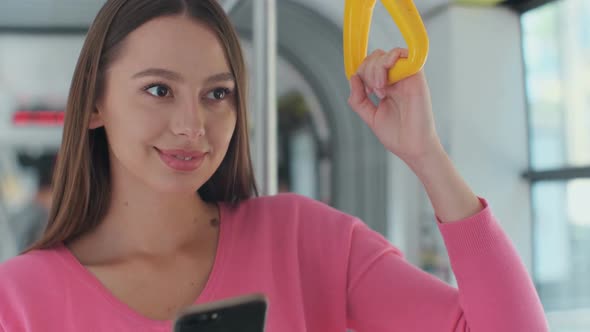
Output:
top-left (346, 199), bottom-right (549, 332)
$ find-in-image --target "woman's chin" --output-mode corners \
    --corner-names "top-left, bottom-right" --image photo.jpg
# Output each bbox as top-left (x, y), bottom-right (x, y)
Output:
top-left (149, 180), bottom-right (202, 196)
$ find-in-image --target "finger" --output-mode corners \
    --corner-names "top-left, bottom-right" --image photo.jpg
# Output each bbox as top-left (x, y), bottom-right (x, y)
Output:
top-left (374, 49), bottom-right (404, 96)
top-left (358, 49), bottom-right (384, 91)
top-left (376, 48), bottom-right (409, 87)
top-left (379, 49), bottom-right (400, 87)
top-left (356, 49), bottom-right (371, 78)
top-left (365, 48), bottom-right (404, 90)
top-left (370, 49), bottom-right (387, 89)
top-left (384, 48), bottom-right (408, 68)
top-left (374, 88), bottom-right (385, 99)
top-left (348, 74), bottom-right (377, 126)
top-left (360, 61), bottom-right (373, 97)
top-left (359, 49), bottom-right (397, 98)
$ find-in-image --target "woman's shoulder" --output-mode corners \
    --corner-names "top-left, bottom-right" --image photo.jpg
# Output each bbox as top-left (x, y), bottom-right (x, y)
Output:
top-left (0, 247), bottom-right (54, 275)
top-left (0, 246), bottom-right (66, 297)
top-left (228, 193), bottom-right (362, 241)
top-left (0, 245), bottom-right (88, 329)
top-left (236, 193), bottom-right (359, 224)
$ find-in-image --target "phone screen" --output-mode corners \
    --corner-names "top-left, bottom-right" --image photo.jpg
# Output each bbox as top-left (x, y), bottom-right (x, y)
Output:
top-left (173, 294), bottom-right (267, 332)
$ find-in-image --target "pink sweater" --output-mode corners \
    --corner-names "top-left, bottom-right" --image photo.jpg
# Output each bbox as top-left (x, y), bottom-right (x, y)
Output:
top-left (0, 193), bottom-right (548, 331)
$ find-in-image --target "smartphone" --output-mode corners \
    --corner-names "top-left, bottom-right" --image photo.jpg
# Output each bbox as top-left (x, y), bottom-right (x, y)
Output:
top-left (173, 293), bottom-right (268, 332)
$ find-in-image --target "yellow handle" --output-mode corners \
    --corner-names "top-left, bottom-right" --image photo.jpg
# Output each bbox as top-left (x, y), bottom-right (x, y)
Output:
top-left (344, 0), bottom-right (429, 84)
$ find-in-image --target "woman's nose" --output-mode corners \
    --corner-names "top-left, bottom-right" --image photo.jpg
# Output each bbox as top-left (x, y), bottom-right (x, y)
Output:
top-left (171, 100), bottom-right (206, 139)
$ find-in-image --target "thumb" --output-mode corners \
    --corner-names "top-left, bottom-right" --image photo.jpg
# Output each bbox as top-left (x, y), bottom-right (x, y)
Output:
top-left (348, 74), bottom-right (377, 127)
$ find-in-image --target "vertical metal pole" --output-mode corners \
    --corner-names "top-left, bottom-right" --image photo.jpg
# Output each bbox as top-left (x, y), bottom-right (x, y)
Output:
top-left (253, 0), bottom-right (277, 196)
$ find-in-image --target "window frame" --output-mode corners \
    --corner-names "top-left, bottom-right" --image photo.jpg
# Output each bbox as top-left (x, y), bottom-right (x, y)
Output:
top-left (517, 0), bottom-right (590, 184)
top-left (516, 0), bottom-right (590, 316)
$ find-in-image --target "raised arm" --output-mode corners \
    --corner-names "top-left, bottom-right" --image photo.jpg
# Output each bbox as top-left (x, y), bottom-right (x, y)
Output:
top-left (346, 48), bottom-right (549, 331)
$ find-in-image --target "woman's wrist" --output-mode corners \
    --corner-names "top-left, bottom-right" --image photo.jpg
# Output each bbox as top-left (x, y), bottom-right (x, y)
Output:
top-left (404, 142), bottom-right (483, 223)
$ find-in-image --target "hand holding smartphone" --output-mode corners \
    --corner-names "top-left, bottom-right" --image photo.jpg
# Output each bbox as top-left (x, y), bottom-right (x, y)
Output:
top-left (173, 294), bottom-right (268, 332)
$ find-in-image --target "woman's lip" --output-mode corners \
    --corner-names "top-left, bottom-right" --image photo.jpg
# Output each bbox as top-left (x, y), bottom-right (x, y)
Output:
top-left (155, 147), bottom-right (207, 172)
top-left (156, 148), bottom-right (207, 158)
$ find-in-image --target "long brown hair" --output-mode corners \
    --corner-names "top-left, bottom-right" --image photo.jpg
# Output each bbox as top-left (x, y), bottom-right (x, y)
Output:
top-left (27, 0), bottom-right (257, 251)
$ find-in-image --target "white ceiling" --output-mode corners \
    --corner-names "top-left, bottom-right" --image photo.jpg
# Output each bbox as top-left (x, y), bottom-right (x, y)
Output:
top-left (0, 0), bottom-right (449, 28)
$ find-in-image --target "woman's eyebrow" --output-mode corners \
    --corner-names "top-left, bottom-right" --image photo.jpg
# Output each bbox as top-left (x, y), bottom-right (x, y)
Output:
top-left (132, 68), bottom-right (184, 82)
top-left (131, 69), bottom-right (234, 85)
top-left (204, 72), bottom-right (235, 85)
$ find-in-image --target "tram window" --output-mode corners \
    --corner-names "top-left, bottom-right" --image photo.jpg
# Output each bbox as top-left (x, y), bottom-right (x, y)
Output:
top-left (522, 0), bottom-right (590, 329)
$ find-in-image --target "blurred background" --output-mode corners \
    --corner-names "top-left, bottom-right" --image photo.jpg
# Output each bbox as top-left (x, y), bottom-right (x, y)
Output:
top-left (0, 0), bottom-right (588, 330)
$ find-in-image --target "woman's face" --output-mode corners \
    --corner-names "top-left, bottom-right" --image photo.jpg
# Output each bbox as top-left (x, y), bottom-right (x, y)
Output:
top-left (91, 15), bottom-right (237, 194)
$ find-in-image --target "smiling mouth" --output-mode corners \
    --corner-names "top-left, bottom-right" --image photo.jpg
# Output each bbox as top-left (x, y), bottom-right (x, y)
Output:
top-left (155, 147), bottom-right (207, 157)
top-left (154, 147), bottom-right (208, 172)
top-left (172, 155), bottom-right (194, 161)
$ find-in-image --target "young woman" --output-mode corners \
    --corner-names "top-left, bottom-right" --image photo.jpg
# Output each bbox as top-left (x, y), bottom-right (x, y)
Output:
top-left (0, 0), bottom-right (548, 331)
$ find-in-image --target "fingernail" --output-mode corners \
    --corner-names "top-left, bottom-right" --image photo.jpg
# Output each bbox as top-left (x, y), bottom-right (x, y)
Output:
top-left (376, 89), bottom-right (385, 99)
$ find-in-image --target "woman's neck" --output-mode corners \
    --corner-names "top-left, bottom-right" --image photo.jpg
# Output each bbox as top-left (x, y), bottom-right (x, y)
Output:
top-left (73, 174), bottom-right (219, 262)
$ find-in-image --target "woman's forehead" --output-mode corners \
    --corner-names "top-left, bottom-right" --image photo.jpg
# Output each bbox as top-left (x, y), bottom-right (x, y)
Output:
top-left (112, 15), bottom-right (230, 77)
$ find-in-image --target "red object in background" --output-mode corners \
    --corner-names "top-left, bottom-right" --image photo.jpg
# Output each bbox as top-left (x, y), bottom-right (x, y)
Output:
top-left (12, 110), bottom-right (65, 126)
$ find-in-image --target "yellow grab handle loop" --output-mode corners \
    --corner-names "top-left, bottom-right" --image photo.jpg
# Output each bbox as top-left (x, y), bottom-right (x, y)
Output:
top-left (344, 0), bottom-right (429, 84)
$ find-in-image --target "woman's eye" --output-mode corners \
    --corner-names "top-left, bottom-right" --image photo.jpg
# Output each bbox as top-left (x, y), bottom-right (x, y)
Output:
top-left (207, 88), bottom-right (231, 101)
top-left (145, 84), bottom-right (172, 98)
